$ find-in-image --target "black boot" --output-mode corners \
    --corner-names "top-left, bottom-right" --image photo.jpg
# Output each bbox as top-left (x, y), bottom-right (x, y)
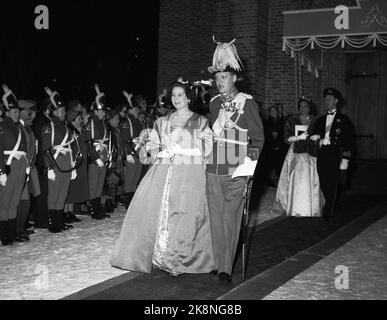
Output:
top-left (59, 210), bottom-right (73, 230)
top-left (90, 199), bottom-right (104, 220)
top-left (96, 198), bottom-right (110, 219)
top-left (104, 199), bottom-right (114, 214)
top-left (87, 201), bottom-right (94, 217)
top-left (48, 210), bottom-right (62, 233)
top-left (69, 212), bottom-right (82, 223)
top-left (0, 220), bottom-right (13, 246)
top-left (63, 211), bottom-right (74, 224)
top-left (8, 219), bottom-right (20, 243)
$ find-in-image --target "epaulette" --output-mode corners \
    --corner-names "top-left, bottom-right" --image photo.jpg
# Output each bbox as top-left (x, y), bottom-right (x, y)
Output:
top-left (238, 92), bottom-right (253, 100)
top-left (210, 94), bottom-right (221, 103)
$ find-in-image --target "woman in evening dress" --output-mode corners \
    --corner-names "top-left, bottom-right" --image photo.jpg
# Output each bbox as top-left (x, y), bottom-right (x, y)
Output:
top-left (275, 96), bottom-right (324, 217)
top-left (110, 80), bottom-right (215, 276)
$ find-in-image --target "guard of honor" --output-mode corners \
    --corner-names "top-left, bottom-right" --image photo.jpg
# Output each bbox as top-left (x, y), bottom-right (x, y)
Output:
top-left (0, 83), bottom-right (148, 246)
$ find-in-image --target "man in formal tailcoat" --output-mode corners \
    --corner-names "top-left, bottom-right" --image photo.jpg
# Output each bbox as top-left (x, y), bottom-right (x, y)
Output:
top-left (309, 88), bottom-right (354, 221)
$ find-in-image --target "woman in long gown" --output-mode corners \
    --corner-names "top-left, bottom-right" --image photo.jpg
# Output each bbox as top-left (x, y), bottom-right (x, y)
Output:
top-left (275, 96), bottom-right (324, 217)
top-left (110, 81), bottom-right (215, 276)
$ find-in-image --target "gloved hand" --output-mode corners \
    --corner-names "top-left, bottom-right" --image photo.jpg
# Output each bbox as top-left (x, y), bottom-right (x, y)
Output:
top-left (126, 154), bottom-right (135, 163)
top-left (96, 159), bottom-right (104, 167)
top-left (310, 134), bottom-right (321, 142)
top-left (340, 159), bottom-right (349, 170)
top-left (47, 169), bottom-right (56, 181)
top-left (71, 170), bottom-right (77, 180)
top-left (0, 174), bottom-right (7, 187)
top-left (288, 136), bottom-right (298, 143)
top-left (298, 132), bottom-right (309, 141)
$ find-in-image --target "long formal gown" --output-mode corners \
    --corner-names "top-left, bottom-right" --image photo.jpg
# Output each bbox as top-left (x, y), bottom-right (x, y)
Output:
top-left (275, 114), bottom-right (324, 217)
top-left (110, 111), bottom-right (215, 275)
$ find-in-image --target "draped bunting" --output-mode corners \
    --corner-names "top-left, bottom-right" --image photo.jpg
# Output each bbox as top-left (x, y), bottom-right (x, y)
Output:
top-left (283, 33), bottom-right (387, 52)
top-left (282, 0), bottom-right (387, 78)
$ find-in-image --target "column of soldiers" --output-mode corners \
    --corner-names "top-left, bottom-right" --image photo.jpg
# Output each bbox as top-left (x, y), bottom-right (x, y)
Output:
top-left (0, 84), bottom-right (150, 246)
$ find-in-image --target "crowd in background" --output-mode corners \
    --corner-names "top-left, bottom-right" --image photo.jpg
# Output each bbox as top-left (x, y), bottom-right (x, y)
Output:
top-left (0, 80), bottom-right (350, 247)
top-left (0, 81), bottom-right (212, 246)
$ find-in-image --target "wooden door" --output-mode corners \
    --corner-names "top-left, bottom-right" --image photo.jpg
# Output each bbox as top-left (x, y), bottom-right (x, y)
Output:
top-left (345, 51), bottom-right (387, 160)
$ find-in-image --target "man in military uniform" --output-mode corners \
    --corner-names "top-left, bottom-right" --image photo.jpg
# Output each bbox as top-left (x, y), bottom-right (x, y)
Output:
top-left (31, 98), bottom-right (52, 229)
top-left (310, 88), bottom-right (354, 221)
top-left (117, 103), bottom-right (143, 208)
top-left (41, 88), bottom-right (75, 233)
top-left (16, 100), bottom-right (40, 240)
top-left (206, 39), bottom-right (265, 282)
top-left (84, 87), bottom-right (111, 220)
top-left (0, 86), bottom-right (29, 245)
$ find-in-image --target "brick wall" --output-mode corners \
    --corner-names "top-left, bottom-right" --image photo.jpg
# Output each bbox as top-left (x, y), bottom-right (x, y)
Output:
top-left (157, 0), bottom-right (214, 93)
top-left (265, 0), bottom-right (314, 115)
top-left (157, 0), bottom-right (348, 115)
top-left (157, 0), bottom-right (269, 101)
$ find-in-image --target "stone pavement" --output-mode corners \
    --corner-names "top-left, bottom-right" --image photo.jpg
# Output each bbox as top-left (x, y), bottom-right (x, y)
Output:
top-left (220, 201), bottom-right (387, 300)
top-left (264, 208), bottom-right (387, 300)
top-left (0, 188), bottom-right (279, 300)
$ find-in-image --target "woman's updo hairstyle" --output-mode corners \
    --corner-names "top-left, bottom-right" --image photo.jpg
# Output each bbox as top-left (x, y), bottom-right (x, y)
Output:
top-left (298, 95), bottom-right (317, 115)
top-left (297, 95), bottom-right (312, 110)
top-left (169, 77), bottom-right (195, 109)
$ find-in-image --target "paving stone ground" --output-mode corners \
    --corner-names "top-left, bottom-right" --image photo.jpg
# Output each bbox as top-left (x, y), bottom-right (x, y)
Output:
top-left (0, 188), bottom-right (279, 300)
top-left (264, 213), bottom-right (387, 300)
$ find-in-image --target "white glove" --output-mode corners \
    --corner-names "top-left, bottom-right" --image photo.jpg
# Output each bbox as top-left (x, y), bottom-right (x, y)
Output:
top-left (0, 174), bottom-right (7, 187)
top-left (126, 155), bottom-right (135, 164)
top-left (340, 159), bottom-right (349, 170)
top-left (47, 169), bottom-right (56, 181)
top-left (320, 137), bottom-right (331, 147)
top-left (71, 170), bottom-right (77, 180)
top-left (298, 132), bottom-right (309, 141)
top-left (96, 159), bottom-right (104, 167)
top-left (310, 134), bottom-right (321, 142)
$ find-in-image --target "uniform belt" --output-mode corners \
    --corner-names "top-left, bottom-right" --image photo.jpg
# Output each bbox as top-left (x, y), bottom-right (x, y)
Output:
top-left (157, 145), bottom-right (202, 158)
top-left (215, 137), bottom-right (248, 146)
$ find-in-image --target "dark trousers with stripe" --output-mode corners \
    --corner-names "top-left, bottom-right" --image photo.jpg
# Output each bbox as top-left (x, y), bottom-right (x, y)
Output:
top-left (317, 146), bottom-right (341, 218)
top-left (206, 173), bottom-right (247, 275)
